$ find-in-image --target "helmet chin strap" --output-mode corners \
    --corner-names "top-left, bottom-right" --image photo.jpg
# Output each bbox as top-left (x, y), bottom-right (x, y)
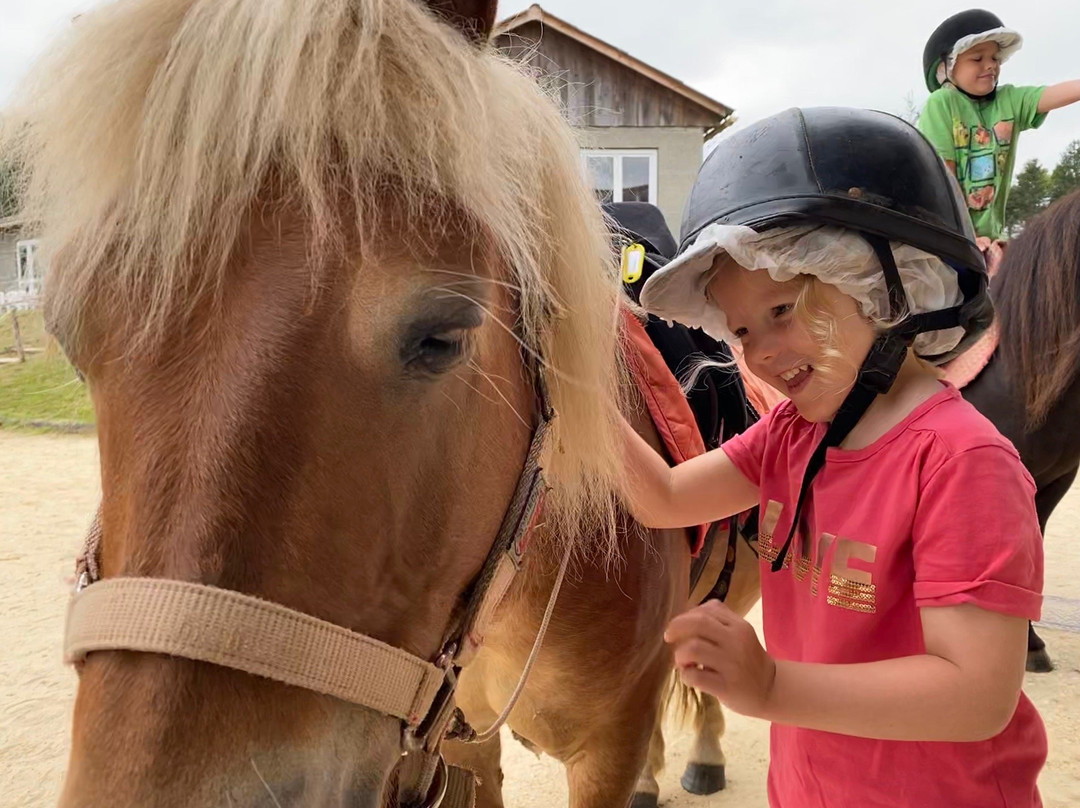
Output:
top-left (950, 80), bottom-right (998, 102)
top-left (769, 235), bottom-right (914, 573)
top-left (768, 234), bottom-right (977, 571)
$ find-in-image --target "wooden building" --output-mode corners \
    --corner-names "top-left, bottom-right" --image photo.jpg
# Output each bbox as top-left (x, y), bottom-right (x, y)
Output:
top-left (0, 216), bottom-right (40, 300)
top-left (495, 5), bottom-right (734, 235)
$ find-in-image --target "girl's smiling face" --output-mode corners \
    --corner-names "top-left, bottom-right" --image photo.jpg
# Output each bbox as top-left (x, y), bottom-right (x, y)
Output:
top-left (707, 255), bottom-right (877, 423)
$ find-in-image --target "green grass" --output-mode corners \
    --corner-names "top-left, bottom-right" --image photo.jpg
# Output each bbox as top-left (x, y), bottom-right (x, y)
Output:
top-left (0, 309), bottom-right (94, 430)
top-left (0, 307), bottom-right (48, 353)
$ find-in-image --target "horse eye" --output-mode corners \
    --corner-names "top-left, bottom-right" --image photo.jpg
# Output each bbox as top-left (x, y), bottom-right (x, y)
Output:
top-left (421, 329), bottom-right (465, 362)
top-left (400, 292), bottom-right (486, 377)
top-left (402, 327), bottom-right (470, 376)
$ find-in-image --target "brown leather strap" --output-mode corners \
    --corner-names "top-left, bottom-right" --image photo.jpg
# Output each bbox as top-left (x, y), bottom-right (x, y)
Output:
top-left (689, 536), bottom-right (728, 606)
top-left (64, 577), bottom-right (446, 724)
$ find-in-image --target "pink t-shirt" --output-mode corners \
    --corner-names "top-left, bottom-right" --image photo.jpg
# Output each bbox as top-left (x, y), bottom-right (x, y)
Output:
top-left (722, 384), bottom-right (1046, 808)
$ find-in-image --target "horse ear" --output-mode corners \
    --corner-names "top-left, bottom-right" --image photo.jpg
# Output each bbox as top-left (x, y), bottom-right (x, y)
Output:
top-left (425, 0), bottom-right (498, 46)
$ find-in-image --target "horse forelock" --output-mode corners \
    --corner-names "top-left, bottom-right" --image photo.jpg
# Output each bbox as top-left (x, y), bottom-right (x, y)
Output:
top-left (4, 0), bottom-right (626, 558)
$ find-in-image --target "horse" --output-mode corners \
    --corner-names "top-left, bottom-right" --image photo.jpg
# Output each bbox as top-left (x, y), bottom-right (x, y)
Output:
top-left (962, 189), bottom-right (1080, 673)
top-left (3, 0), bottom-right (758, 806)
top-left (443, 353), bottom-right (762, 808)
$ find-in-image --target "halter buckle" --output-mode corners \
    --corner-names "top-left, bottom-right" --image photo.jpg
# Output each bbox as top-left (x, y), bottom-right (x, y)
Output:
top-left (402, 643), bottom-right (460, 754)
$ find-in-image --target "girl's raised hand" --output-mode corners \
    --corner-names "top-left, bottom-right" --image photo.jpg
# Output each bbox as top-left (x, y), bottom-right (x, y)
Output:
top-left (665, 600), bottom-right (776, 718)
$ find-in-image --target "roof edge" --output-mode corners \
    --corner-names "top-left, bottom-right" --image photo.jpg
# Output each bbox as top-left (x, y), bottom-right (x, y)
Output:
top-left (495, 4), bottom-right (734, 126)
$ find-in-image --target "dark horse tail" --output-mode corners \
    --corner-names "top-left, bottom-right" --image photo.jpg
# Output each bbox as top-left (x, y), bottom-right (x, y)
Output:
top-left (993, 189), bottom-right (1080, 427)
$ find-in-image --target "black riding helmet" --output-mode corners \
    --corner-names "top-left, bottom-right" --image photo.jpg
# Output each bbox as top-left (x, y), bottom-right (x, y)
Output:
top-left (649, 106), bottom-right (993, 571)
top-left (604, 202), bottom-right (678, 261)
top-left (603, 200), bottom-right (756, 443)
top-left (922, 9), bottom-right (1023, 93)
top-left (678, 106), bottom-right (992, 363)
top-left (603, 201), bottom-right (677, 302)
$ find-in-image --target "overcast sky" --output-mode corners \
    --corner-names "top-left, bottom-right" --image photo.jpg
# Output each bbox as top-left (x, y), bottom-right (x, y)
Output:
top-left (2, 0), bottom-right (1077, 171)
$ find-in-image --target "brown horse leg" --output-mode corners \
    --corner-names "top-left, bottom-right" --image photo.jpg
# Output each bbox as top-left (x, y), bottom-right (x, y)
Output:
top-left (442, 733), bottom-right (505, 808)
top-left (1026, 623), bottom-right (1052, 674)
top-left (680, 692), bottom-right (727, 795)
top-left (629, 707), bottom-right (666, 808)
top-left (1027, 467), bottom-right (1077, 672)
top-left (565, 728), bottom-right (653, 808)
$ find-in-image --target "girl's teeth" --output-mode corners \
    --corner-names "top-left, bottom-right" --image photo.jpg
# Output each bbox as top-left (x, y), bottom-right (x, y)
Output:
top-left (780, 364), bottom-right (809, 382)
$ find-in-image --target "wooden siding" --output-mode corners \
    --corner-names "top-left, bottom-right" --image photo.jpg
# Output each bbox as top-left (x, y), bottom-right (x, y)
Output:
top-left (496, 22), bottom-right (718, 130)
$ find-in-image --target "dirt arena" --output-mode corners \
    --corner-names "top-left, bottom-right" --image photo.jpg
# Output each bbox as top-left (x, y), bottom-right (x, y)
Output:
top-left (2, 429), bottom-right (1079, 807)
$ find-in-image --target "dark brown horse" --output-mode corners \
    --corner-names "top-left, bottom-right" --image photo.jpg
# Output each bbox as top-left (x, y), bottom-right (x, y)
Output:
top-left (963, 189), bottom-right (1080, 673)
top-left (3, 0), bottom-right (760, 805)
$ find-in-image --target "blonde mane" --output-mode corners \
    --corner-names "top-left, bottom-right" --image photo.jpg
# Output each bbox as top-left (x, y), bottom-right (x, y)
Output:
top-left (2, 0), bottom-right (625, 555)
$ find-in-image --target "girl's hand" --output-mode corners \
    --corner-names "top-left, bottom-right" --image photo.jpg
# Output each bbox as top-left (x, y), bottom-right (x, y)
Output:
top-left (664, 600), bottom-right (776, 718)
top-left (617, 416), bottom-right (759, 530)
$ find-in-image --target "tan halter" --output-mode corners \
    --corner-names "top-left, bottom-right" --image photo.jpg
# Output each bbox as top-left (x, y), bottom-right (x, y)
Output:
top-left (64, 375), bottom-right (557, 808)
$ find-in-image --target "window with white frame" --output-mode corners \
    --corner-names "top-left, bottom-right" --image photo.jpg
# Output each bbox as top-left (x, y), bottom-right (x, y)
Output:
top-left (16, 239), bottom-right (41, 296)
top-left (581, 150), bottom-right (658, 205)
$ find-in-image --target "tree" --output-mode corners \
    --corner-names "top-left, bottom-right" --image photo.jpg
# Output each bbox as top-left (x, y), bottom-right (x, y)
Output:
top-left (0, 161), bottom-right (18, 219)
top-left (900, 92), bottom-right (921, 126)
top-left (1048, 139), bottom-right (1080, 204)
top-left (1004, 159), bottom-right (1050, 237)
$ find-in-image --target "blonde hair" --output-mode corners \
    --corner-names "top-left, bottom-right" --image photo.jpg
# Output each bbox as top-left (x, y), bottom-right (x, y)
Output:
top-left (795, 276), bottom-right (945, 382)
top-left (684, 272), bottom-right (940, 400)
top-left (790, 275), bottom-right (864, 392)
top-left (2, 0), bottom-right (625, 557)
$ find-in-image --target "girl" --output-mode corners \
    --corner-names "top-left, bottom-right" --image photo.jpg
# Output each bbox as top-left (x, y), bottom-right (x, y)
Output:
top-left (622, 107), bottom-right (1045, 807)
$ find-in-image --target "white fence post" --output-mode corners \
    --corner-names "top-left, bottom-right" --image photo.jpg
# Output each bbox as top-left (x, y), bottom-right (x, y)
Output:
top-left (11, 308), bottom-right (25, 362)
top-left (0, 289), bottom-right (40, 312)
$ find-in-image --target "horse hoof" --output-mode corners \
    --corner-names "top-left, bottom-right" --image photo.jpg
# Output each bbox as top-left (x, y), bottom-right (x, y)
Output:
top-left (1026, 648), bottom-right (1054, 673)
top-left (629, 792), bottom-right (659, 808)
top-left (681, 763), bottom-right (726, 795)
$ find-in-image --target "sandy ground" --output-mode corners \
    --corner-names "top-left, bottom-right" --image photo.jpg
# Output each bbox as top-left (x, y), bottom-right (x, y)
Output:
top-left (2, 429), bottom-right (1078, 807)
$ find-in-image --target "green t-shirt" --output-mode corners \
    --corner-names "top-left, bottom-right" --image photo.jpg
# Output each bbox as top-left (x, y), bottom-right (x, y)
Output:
top-left (917, 84), bottom-right (1046, 240)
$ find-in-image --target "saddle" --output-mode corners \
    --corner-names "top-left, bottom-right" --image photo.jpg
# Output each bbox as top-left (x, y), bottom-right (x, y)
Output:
top-left (608, 203), bottom-right (757, 448)
top-left (606, 202), bottom-right (759, 602)
top-left (941, 241), bottom-right (1004, 390)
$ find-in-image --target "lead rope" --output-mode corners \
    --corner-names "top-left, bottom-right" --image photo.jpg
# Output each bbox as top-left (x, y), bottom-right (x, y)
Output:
top-left (403, 535), bottom-right (570, 806)
top-left (74, 506), bottom-right (103, 589)
top-left (466, 535), bottom-right (573, 744)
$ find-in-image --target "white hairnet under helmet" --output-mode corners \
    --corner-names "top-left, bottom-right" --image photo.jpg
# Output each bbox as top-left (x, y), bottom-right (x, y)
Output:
top-left (937, 29), bottom-right (1023, 87)
top-left (640, 223), bottom-right (965, 358)
top-left (665, 107), bottom-right (992, 573)
top-left (923, 10), bottom-right (1022, 92)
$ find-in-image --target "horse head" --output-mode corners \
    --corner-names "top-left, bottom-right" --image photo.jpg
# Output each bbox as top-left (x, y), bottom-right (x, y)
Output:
top-left (3, 0), bottom-right (624, 804)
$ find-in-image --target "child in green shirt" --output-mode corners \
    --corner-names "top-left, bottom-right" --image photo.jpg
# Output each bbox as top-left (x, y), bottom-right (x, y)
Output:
top-left (918, 9), bottom-right (1080, 246)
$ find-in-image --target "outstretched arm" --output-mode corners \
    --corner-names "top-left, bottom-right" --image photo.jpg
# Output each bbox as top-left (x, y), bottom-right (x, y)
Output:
top-left (1038, 79), bottom-right (1080, 113)
top-left (619, 417), bottom-right (758, 529)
